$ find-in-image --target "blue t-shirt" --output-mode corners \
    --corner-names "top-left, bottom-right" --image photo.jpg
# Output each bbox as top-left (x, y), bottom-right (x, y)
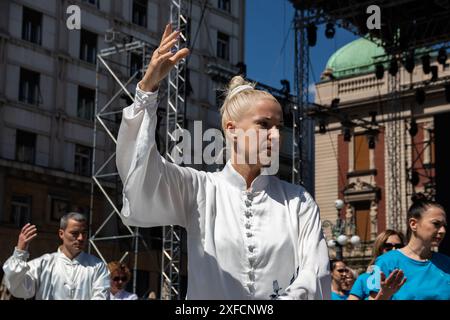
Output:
top-left (374, 249), bottom-right (450, 300)
top-left (349, 272), bottom-right (370, 300)
top-left (331, 291), bottom-right (349, 300)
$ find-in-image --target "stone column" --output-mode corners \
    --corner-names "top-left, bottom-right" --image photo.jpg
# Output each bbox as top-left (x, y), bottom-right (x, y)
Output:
top-left (370, 200), bottom-right (378, 241)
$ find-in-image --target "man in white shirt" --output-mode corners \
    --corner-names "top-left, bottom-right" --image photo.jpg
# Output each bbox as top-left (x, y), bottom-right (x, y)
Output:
top-left (2, 212), bottom-right (110, 299)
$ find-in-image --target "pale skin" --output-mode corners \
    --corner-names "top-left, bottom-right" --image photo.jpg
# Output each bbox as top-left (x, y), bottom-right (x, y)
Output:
top-left (348, 234), bottom-right (404, 300)
top-left (401, 206), bottom-right (447, 261)
top-left (17, 219), bottom-right (87, 260)
top-left (368, 206), bottom-right (446, 300)
top-left (226, 99), bottom-right (283, 189)
top-left (331, 261), bottom-right (349, 296)
top-left (139, 24), bottom-right (283, 189)
top-left (110, 271), bottom-right (129, 295)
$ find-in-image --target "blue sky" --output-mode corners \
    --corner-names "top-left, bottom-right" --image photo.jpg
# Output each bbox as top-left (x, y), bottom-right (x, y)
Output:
top-left (245, 0), bottom-right (359, 98)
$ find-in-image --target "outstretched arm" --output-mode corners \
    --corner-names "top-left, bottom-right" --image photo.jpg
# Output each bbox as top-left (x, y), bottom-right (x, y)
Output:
top-left (2, 224), bottom-right (39, 299)
top-left (117, 25), bottom-right (203, 228)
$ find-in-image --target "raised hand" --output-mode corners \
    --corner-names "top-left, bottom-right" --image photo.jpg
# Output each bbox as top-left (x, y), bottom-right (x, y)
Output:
top-left (17, 223), bottom-right (38, 251)
top-left (140, 24), bottom-right (190, 92)
top-left (374, 269), bottom-right (406, 300)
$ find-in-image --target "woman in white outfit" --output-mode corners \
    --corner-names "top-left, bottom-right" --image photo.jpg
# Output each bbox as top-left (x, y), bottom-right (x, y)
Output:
top-left (116, 24), bottom-right (331, 300)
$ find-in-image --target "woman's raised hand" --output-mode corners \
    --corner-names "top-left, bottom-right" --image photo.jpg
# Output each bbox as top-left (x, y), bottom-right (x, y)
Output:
top-left (140, 24), bottom-right (190, 92)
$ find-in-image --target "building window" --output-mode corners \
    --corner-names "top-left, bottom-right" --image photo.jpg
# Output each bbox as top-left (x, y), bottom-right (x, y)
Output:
top-left (130, 52), bottom-right (143, 79)
top-left (81, 0), bottom-right (99, 8)
top-left (354, 202), bottom-right (371, 242)
top-left (74, 144), bottom-right (92, 176)
top-left (354, 134), bottom-right (370, 171)
top-left (50, 197), bottom-right (70, 222)
top-left (217, 32), bottom-right (230, 61)
top-left (22, 7), bottom-right (42, 45)
top-left (11, 195), bottom-right (32, 228)
top-left (16, 130), bottom-right (36, 164)
top-left (132, 0), bottom-right (147, 27)
top-left (80, 29), bottom-right (97, 64)
top-left (77, 86), bottom-right (95, 121)
top-left (19, 68), bottom-right (41, 105)
top-left (218, 0), bottom-right (231, 12)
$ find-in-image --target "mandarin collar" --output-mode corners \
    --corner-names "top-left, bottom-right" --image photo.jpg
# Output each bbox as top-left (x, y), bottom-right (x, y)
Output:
top-left (221, 161), bottom-right (271, 192)
top-left (57, 247), bottom-right (85, 265)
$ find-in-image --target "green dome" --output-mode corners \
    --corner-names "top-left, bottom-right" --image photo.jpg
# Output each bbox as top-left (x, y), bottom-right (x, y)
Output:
top-left (324, 36), bottom-right (386, 79)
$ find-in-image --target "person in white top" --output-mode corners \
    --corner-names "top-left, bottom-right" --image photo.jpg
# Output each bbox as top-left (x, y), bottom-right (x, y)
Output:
top-left (116, 24), bottom-right (331, 300)
top-left (2, 212), bottom-right (110, 300)
top-left (107, 261), bottom-right (138, 300)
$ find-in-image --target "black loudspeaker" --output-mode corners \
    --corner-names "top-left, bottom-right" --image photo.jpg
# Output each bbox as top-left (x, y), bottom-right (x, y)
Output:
top-left (434, 112), bottom-right (450, 255)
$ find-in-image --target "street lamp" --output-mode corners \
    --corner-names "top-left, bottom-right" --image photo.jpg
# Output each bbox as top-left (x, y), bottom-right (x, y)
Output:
top-left (323, 199), bottom-right (361, 260)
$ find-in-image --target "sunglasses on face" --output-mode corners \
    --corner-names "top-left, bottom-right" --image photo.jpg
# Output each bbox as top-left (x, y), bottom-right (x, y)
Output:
top-left (383, 243), bottom-right (403, 250)
top-left (112, 276), bottom-right (127, 282)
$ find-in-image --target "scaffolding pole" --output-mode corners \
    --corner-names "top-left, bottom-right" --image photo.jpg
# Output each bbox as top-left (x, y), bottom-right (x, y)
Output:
top-left (160, 0), bottom-right (188, 300)
top-left (293, 9), bottom-right (314, 192)
top-left (89, 39), bottom-right (153, 295)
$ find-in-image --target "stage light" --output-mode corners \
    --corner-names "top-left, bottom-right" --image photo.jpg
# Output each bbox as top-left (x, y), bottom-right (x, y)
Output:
top-left (319, 121), bottom-right (327, 134)
top-left (389, 59), bottom-right (398, 76)
top-left (431, 65), bottom-right (438, 82)
top-left (307, 24), bottom-right (317, 47)
top-left (280, 79), bottom-right (290, 96)
top-left (416, 88), bottom-right (425, 105)
top-left (410, 170), bottom-right (420, 186)
top-left (368, 136), bottom-right (376, 149)
top-left (370, 111), bottom-right (378, 126)
top-left (325, 22), bottom-right (335, 39)
top-left (421, 55), bottom-right (431, 74)
top-left (343, 127), bottom-right (352, 142)
top-left (437, 48), bottom-right (447, 66)
top-left (404, 53), bottom-right (415, 73)
top-left (409, 118), bottom-right (418, 137)
top-left (375, 63), bottom-right (384, 80)
top-left (331, 98), bottom-right (340, 109)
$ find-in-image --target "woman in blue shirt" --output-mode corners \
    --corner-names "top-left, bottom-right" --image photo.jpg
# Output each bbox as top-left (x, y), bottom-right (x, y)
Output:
top-left (372, 194), bottom-right (450, 300)
top-left (348, 229), bottom-right (405, 300)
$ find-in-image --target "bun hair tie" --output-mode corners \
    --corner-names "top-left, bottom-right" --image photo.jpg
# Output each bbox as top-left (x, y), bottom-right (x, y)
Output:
top-left (228, 85), bottom-right (254, 99)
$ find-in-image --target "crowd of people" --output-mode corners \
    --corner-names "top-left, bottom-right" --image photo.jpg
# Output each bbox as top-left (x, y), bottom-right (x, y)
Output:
top-left (1, 25), bottom-right (449, 301)
top-left (331, 194), bottom-right (449, 300)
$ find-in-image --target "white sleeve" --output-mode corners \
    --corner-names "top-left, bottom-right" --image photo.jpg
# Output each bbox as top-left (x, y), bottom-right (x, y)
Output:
top-left (2, 248), bottom-right (39, 299)
top-left (279, 193), bottom-right (331, 300)
top-left (116, 83), bottom-right (203, 228)
top-left (91, 262), bottom-right (110, 300)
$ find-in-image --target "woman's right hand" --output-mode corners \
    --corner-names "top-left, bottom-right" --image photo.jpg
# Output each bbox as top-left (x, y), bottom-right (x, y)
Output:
top-left (139, 24), bottom-right (190, 92)
top-left (17, 223), bottom-right (38, 251)
top-left (373, 269), bottom-right (406, 300)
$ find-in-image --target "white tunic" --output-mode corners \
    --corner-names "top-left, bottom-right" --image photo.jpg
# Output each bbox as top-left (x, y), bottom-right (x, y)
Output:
top-left (116, 85), bottom-right (331, 300)
top-left (109, 290), bottom-right (138, 300)
top-left (2, 247), bottom-right (110, 300)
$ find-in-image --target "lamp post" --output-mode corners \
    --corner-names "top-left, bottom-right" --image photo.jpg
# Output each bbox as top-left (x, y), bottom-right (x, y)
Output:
top-left (323, 199), bottom-right (361, 260)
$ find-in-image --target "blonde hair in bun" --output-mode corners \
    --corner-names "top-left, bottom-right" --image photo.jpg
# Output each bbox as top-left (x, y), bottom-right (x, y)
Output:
top-left (220, 75), bottom-right (279, 132)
